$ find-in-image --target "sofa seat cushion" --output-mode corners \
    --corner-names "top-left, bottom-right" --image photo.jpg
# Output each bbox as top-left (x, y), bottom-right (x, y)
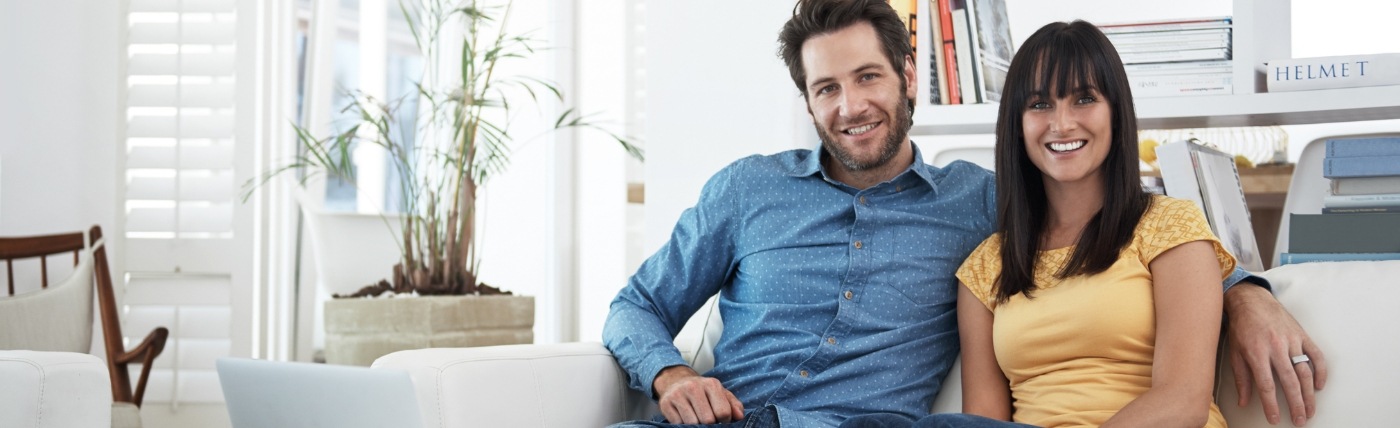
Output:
top-left (0, 350), bottom-right (112, 428)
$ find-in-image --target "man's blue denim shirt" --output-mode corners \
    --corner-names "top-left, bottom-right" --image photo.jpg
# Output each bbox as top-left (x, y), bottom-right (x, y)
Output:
top-left (603, 144), bottom-right (1265, 427)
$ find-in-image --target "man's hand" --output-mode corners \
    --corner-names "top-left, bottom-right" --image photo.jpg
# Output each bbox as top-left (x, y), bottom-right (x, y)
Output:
top-left (1225, 283), bottom-right (1328, 427)
top-left (653, 365), bottom-right (745, 424)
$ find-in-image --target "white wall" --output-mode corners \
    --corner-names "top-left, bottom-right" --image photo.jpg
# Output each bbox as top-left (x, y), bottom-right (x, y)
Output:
top-left (574, 0), bottom-right (631, 343)
top-left (0, 0), bottom-right (120, 237)
top-left (643, 1), bottom-right (813, 250)
top-left (473, 0), bottom-right (560, 342)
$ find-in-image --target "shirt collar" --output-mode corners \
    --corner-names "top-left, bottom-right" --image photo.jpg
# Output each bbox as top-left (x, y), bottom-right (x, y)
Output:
top-left (787, 141), bottom-right (941, 191)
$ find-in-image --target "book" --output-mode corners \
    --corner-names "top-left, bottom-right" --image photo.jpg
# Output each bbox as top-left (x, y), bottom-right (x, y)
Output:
top-left (1331, 175), bottom-right (1400, 196)
top-left (889, 0), bottom-right (916, 56)
top-left (1156, 141), bottom-right (1265, 271)
top-left (950, 0), bottom-right (979, 103)
top-left (1323, 155), bottom-right (1400, 178)
top-left (1279, 252), bottom-right (1400, 265)
top-left (1289, 212), bottom-right (1400, 253)
top-left (1322, 205), bottom-right (1400, 214)
top-left (1130, 72), bottom-right (1233, 98)
top-left (927, 0), bottom-right (948, 104)
top-left (1124, 59), bottom-right (1233, 76)
top-left (935, 0), bottom-right (961, 104)
top-left (1106, 28), bottom-right (1231, 44)
top-left (1098, 16), bottom-right (1233, 34)
top-left (1266, 53), bottom-right (1400, 92)
top-left (1325, 136), bottom-right (1400, 158)
top-left (1112, 39), bottom-right (1234, 54)
top-left (1322, 192), bottom-right (1400, 209)
top-left (968, 0), bottom-right (1013, 103)
top-left (1119, 47), bottom-right (1232, 65)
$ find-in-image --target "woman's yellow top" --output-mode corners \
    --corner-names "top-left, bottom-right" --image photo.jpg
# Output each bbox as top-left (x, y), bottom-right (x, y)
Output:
top-left (956, 196), bottom-right (1235, 428)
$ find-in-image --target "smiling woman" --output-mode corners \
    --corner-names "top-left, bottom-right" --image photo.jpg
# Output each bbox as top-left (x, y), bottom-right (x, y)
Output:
top-left (933, 20), bottom-right (1235, 428)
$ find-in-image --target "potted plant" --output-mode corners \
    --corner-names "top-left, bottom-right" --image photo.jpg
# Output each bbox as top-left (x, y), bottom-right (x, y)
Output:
top-left (248, 0), bottom-right (641, 365)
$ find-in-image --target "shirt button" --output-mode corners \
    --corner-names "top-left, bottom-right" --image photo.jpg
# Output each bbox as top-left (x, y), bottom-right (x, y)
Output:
top-left (844, 290), bottom-right (853, 300)
top-left (895, 185), bottom-right (903, 192)
top-left (827, 337), bottom-right (836, 345)
top-left (799, 370), bottom-right (809, 378)
top-left (853, 240), bottom-right (863, 249)
top-left (858, 196), bottom-right (867, 205)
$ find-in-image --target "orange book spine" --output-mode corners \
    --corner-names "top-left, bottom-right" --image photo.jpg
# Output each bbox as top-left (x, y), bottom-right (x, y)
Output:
top-left (937, 0), bottom-right (961, 104)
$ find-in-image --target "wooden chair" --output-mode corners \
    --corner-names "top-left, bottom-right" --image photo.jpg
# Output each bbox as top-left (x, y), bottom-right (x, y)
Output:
top-left (0, 225), bottom-right (168, 407)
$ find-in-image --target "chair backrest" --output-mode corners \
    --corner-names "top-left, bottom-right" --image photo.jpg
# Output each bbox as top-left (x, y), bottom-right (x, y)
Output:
top-left (0, 230), bottom-right (94, 352)
top-left (1272, 133), bottom-right (1400, 266)
top-left (0, 226), bottom-right (168, 407)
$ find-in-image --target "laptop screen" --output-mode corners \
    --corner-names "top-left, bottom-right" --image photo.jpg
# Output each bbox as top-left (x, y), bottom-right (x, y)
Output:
top-left (217, 358), bottom-right (424, 428)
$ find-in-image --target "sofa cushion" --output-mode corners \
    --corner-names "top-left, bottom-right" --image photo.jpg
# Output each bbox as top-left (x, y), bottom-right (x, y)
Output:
top-left (0, 350), bottom-right (112, 428)
top-left (1218, 260), bottom-right (1400, 426)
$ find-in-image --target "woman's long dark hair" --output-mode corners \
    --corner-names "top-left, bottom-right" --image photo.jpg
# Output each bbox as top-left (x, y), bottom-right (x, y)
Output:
top-left (992, 20), bottom-right (1151, 305)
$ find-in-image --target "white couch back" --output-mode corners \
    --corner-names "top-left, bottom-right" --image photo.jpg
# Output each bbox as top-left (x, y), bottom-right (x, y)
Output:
top-left (676, 261), bottom-right (1400, 423)
top-left (1218, 260), bottom-right (1400, 426)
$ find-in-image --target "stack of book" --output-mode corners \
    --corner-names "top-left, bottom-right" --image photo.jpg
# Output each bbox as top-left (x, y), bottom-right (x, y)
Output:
top-left (1099, 17), bottom-right (1233, 98)
top-left (927, 0), bottom-right (1013, 105)
top-left (1282, 136), bottom-right (1400, 265)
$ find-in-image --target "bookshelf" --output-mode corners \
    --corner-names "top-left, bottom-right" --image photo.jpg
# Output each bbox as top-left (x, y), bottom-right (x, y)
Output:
top-left (910, 0), bottom-right (1400, 136)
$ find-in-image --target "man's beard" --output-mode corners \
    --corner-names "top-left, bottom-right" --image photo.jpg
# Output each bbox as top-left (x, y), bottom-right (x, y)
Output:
top-left (816, 96), bottom-right (913, 172)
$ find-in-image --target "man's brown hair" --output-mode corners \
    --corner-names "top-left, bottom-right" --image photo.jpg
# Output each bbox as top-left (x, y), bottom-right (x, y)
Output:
top-left (777, 0), bottom-right (914, 103)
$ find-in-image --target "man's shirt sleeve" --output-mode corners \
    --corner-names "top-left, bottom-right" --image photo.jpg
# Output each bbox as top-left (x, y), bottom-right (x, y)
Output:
top-left (1223, 265), bottom-right (1272, 294)
top-left (602, 161), bottom-right (744, 398)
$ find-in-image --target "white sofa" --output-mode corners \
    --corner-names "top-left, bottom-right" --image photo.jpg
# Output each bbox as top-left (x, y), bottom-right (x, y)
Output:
top-left (373, 260), bottom-right (1400, 427)
top-left (0, 350), bottom-right (113, 428)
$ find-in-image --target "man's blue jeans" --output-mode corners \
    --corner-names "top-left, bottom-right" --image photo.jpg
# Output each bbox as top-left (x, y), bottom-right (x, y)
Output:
top-left (607, 405), bottom-right (781, 428)
top-left (840, 412), bottom-right (1040, 428)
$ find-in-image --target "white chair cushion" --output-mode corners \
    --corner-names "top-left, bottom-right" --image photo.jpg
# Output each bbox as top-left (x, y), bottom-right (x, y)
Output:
top-left (0, 350), bottom-right (112, 428)
top-left (1219, 260), bottom-right (1400, 426)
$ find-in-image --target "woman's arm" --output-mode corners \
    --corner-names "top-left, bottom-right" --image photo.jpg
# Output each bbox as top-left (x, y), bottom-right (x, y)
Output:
top-left (957, 282), bottom-right (1014, 420)
top-left (1101, 240), bottom-right (1223, 428)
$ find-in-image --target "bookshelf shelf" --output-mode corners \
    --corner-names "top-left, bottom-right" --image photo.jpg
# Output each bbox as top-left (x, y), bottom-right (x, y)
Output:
top-left (911, 85), bottom-right (1400, 136)
top-left (912, 0), bottom-right (1400, 136)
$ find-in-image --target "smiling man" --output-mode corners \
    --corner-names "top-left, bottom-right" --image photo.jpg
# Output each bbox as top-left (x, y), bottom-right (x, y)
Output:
top-left (602, 1), bottom-right (1324, 427)
top-left (801, 20), bottom-right (916, 188)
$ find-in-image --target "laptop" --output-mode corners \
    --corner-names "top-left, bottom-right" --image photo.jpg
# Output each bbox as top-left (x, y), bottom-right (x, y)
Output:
top-left (216, 358), bottom-right (424, 428)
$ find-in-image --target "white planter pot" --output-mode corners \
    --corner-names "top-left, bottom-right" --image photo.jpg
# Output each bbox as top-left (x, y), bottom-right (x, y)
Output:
top-left (324, 295), bottom-right (534, 366)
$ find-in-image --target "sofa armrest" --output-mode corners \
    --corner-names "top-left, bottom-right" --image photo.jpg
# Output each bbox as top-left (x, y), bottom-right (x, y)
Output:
top-left (0, 350), bottom-right (112, 428)
top-left (1218, 260), bottom-right (1400, 427)
top-left (373, 342), bottom-right (652, 428)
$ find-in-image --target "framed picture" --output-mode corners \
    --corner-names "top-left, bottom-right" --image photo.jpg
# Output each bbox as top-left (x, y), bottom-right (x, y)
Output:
top-left (1156, 141), bottom-right (1266, 272)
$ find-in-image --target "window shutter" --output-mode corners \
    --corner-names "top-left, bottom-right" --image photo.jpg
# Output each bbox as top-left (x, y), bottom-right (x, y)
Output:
top-left (122, 0), bottom-right (243, 403)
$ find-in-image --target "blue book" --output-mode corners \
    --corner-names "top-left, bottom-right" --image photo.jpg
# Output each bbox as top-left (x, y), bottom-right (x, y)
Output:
top-left (1279, 252), bottom-right (1400, 265)
top-left (1325, 137), bottom-right (1400, 158)
top-left (1323, 155), bottom-right (1400, 178)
